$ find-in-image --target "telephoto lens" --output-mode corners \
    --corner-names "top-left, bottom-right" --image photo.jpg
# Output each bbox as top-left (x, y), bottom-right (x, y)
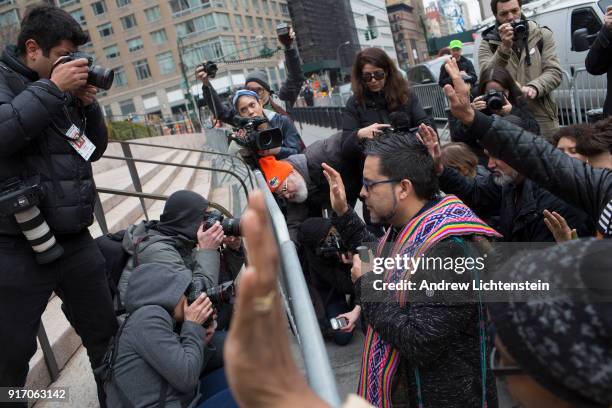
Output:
top-left (0, 179), bottom-right (64, 264)
top-left (14, 206), bottom-right (64, 264)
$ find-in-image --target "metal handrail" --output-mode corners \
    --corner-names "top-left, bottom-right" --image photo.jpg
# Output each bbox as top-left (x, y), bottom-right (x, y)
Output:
top-left (109, 139), bottom-right (254, 188)
top-left (94, 188), bottom-right (233, 236)
top-left (254, 170), bottom-right (341, 407)
top-left (101, 155), bottom-right (250, 201)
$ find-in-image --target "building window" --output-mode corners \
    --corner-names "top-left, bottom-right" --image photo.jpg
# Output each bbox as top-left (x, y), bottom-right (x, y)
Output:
top-left (256, 17), bottom-right (263, 31)
top-left (262, 0), bottom-right (269, 13)
top-left (70, 9), bottom-right (86, 26)
top-left (114, 67), bottom-right (127, 86)
top-left (267, 18), bottom-right (273, 32)
top-left (156, 52), bottom-right (175, 75)
top-left (91, 0), bottom-right (107, 16)
top-left (120, 14), bottom-right (137, 30)
top-left (0, 9), bottom-right (19, 28)
top-left (133, 59), bottom-right (152, 80)
top-left (144, 6), bottom-right (160, 23)
top-left (104, 44), bottom-right (120, 59)
top-left (119, 99), bottom-right (136, 115)
top-left (251, 0), bottom-right (258, 9)
top-left (246, 16), bottom-right (254, 30)
top-left (116, 0), bottom-right (130, 7)
top-left (58, 0), bottom-right (80, 6)
top-left (127, 37), bottom-right (144, 53)
top-left (97, 22), bottom-right (113, 38)
top-left (241, 0), bottom-right (249, 10)
top-left (230, 0), bottom-right (239, 9)
top-left (280, 3), bottom-right (289, 16)
top-left (103, 105), bottom-right (113, 118)
top-left (150, 29), bottom-right (168, 45)
top-left (182, 36), bottom-right (236, 70)
top-left (234, 15), bottom-right (243, 30)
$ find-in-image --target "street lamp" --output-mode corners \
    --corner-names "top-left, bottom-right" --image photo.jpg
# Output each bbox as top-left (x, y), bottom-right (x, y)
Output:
top-left (336, 41), bottom-right (350, 79)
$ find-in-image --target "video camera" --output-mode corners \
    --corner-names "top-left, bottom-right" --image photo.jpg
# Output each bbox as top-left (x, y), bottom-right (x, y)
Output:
top-left (0, 178), bottom-right (63, 264)
top-left (61, 52), bottom-right (114, 90)
top-left (231, 115), bottom-right (283, 152)
top-left (203, 209), bottom-right (241, 237)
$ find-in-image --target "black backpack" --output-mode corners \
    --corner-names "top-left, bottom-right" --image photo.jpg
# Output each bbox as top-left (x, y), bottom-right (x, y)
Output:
top-left (95, 230), bottom-right (129, 304)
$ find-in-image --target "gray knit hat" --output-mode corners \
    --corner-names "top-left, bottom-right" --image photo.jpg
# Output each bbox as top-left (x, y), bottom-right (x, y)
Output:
top-left (245, 70), bottom-right (271, 93)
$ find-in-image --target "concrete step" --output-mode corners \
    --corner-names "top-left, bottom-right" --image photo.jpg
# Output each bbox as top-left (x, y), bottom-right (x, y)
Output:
top-left (26, 297), bottom-right (82, 402)
top-left (33, 346), bottom-right (98, 408)
top-left (91, 150), bottom-right (193, 235)
top-left (145, 154), bottom-right (209, 221)
top-left (94, 149), bottom-right (180, 214)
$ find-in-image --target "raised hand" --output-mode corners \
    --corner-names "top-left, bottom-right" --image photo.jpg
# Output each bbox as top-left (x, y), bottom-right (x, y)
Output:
top-left (321, 162), bottom-right (349, 216)
top-left (443, 57), bottom-right (476, 126)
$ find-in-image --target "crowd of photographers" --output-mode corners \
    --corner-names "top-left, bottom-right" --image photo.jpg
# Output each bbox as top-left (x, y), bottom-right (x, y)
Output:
top-left (1, 1), bottom-right (612, 408)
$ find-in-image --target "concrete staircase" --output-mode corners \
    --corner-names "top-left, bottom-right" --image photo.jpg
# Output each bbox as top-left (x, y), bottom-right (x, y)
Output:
top-left (28, 133), bottom-right (241, 407)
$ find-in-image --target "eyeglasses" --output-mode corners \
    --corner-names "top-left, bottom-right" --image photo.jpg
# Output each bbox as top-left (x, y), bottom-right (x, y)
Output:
top-left (361, 71), bottom-right (386, 83)
top-left (362, 177), bottom-right (398, 193)
top-left (278, 178), bottom-right (289, 195)
top-left (246, 86), bottom-right (266, 96)
top-left (490, 347), bottom-right (524, 377)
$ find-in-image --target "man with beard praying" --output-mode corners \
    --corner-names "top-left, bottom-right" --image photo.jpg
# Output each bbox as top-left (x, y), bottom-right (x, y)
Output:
top-left (418, 119), bottom-right (593, 242)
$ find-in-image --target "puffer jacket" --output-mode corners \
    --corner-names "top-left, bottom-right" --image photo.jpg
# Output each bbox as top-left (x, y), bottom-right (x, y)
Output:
top-left (478, 21), bottom-right (562, 126)
top-left (118, 220), bottom-right (220, 304)
top-left (469, 112), bottom-right (612, 235)
top-left (0, 45), bottom-right (108, 235)
top-left (439, 166), bottom-right (594, 242)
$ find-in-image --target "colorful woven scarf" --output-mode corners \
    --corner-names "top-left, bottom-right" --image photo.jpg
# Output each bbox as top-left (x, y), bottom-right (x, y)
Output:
top-left (357, 195), bottom-right (500, 407)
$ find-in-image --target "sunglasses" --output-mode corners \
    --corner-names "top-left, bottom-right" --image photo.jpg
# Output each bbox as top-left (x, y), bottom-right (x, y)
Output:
top-left (361, 71), bottom-right (386, 83)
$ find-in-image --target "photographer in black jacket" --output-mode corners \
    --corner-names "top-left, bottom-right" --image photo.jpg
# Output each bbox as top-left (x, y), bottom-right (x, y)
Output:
top-left (0, 6), bottom-right (116, 405)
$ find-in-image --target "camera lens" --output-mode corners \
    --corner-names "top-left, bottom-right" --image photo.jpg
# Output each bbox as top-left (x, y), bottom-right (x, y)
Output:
top-left (222, 217), bottom-right (241, 236)
top-left (487, 95), bottom-right (504, 111)
top-left (88, 65), bottom-right (114, 90)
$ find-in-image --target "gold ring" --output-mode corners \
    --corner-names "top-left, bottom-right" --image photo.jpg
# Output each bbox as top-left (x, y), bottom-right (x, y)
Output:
top-left (253, 290), bottom-right (276, 313)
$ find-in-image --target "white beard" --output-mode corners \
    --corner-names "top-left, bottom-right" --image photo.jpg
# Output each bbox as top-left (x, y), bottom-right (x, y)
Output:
top-left (288, 175), bottom-right (309, 203)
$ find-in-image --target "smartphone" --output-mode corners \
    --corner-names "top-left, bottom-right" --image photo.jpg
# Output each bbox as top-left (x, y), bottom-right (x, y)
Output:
top-left (330, 317), bottom-right (349, 330)
top-left (597, 0), bottom-right (612, 13)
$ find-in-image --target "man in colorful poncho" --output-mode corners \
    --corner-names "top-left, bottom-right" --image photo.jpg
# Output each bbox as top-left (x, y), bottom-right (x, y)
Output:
top-left (321, 126), bottom-right (501, 408)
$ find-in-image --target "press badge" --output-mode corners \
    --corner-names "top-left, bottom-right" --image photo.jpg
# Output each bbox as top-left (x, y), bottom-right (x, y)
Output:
top-left (66, 124), bottom-right (96, 161)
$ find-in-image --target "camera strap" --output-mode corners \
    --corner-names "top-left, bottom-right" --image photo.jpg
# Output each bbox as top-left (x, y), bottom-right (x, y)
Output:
top-left (52, 103), bottom-right (96, 161)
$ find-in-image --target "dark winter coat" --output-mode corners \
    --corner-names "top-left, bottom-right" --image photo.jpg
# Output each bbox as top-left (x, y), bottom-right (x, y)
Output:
top-left (585, 27), bottom-right (612, 117)
top-left (469, 112), bottom-right (612, 235)
top-left (438, 55), bottom-right (478, 88)
top-left (439, 166), bottom-right (594, 242)
top-left (0, 45), bottom-right (108, 235)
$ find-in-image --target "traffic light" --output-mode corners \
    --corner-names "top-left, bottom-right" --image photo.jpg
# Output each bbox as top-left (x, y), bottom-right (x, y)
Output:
top-left (365, 30), bottom-right (370, 41)
top-left (365, 29), bottom-right (378, 41)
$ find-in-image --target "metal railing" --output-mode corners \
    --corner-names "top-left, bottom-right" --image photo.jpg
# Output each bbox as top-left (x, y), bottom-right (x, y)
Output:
top-left (254, 170), bottom-right (342, 407)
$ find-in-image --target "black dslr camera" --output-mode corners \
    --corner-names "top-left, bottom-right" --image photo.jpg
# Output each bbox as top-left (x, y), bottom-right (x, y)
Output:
top-left (0, 178), bottom-right (63, 264)
top-left (511, 19), bottom-right (528, 39)
top-left (186, 280), bottom-right (236, 327)
top-left (484, 89), bottom-right (505, 111)
top-left (200, 61), bottom-right (219, 79)
top-left (203, 209), bottom-right (241, 237)
top-left (61, 52), bottom-right (114, 90)
top-left (232, 116), bottom-right (283, 152)
top-left (316, 229), bottom-right (347, 258)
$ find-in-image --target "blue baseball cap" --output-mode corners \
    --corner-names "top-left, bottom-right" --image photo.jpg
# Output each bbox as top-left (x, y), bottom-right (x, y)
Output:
top-left (232, 89), bottom-right (259, 108)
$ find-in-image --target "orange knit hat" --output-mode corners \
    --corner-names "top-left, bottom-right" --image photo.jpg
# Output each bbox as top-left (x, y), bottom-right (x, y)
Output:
top-left (258, 156), bottom-right (293, 192)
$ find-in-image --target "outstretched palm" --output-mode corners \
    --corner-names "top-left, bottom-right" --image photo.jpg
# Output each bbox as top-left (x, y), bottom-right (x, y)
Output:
top-left (321, 162), bottom-right (349, 216)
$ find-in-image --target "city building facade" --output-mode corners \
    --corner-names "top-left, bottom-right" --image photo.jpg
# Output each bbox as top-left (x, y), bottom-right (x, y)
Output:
top-left (0, 0), bottom-right (292, 120)
top-left (386, 0), bottom-right (428, 70)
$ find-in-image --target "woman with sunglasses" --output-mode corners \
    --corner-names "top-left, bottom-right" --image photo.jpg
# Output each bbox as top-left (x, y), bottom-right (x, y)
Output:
top-left (341, 48), bottom-right (434, 230)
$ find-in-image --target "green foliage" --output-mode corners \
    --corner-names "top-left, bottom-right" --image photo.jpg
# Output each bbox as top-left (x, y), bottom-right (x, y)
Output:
top-left (106, 120), bottom-right (156, 141)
